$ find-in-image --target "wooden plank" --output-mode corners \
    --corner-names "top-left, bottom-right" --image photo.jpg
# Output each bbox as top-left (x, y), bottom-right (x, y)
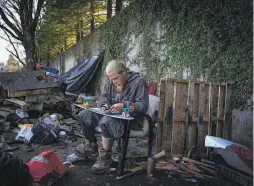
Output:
top-left (0, 111), bottom-right (10, 117)
top-left (74, 132), bottom-right (85, 138)
top-left (223, 83), bottom-right (232, 140)
top-left (162, 80), bottom-right (174, 151)
top-left (207, 83), bottom-right (214, 158)
top-left (5, 98), bottom-right (25, 106)
top-left (0, 107), bottom-right (14, 113)
top-left (8, 87), bottom-right (60, 98)
top-left (171, 82), bottom-right (188, 154)
top-left (216, 86), bottom-right (226, 137)
top-left (4, 98), bottom-right (43, 111)
top-left (158, 79), bottom-right (166, 122)
top-left (197, 165), bottom-right (217, 175)
top-left (186, 82), bottom-right (199, 154)
top-left (173, 79), bottom-right (227, 86)
top-left (156, 79), bottom-right (166, 153)
top-left (208, 83), bottom-right (214, 136)
top-left (197, 84), bottom-right (210, 157)
top-left (182, 157), bottom-right (217, 170)
top-left (192, 117), bottom-right (224, 122)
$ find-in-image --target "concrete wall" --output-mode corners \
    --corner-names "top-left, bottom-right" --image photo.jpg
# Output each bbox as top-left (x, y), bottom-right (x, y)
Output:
top-left (50, 0), bottom-right (252, 147)
top-left (51, 30), bottom-right (100, 74)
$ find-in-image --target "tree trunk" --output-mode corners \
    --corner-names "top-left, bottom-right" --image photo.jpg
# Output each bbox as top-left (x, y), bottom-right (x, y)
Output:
top-left (76, 19), bottom-right (84, 43)
top-left (23, 32), bottom-right (36, 71)
top-left (46, 50), bottom-right (50, 66)
top-left (115, 0), bottom-right (122, 15)
top-left (80, 19), bottom-right (83, 39)
top-left (64, 40), bottom-right (67, 50)
top-left (90, 0), bottom-right (95, 33)
top-left (107, 0), bottom-right (112, 20)
top-left (76, 23), bottom-right (80, 42)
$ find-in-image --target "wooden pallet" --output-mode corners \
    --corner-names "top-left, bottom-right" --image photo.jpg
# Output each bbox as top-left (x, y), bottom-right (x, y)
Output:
top-left (156, 79), bottom-right (232, 156)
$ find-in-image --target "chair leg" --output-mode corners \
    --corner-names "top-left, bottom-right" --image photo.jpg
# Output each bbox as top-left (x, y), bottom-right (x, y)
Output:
top-left (148, 119), bottom-right (153, 157)
top-left (117, 121), bottom-right (132, 176)
top-left (116, 138), bottom-right (122, 152)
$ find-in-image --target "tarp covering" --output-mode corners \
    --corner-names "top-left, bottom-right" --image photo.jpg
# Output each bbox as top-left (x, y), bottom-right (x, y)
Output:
top-left (0, 70), bottom-right (59, 91)
top-left (52, 51), bottom-right (104, 93)
top-left (43, 66), bottom-right (59, 75)
top-left (205, 135), bottom-right (253, 175)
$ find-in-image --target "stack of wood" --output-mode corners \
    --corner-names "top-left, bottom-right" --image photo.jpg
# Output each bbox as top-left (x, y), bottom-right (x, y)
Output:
top-left (0, 70), bottom-right (69, 112)
top-left (169, 157), bottom-right (218, 181)
top-left (0, 106), bottom-right (15, 131)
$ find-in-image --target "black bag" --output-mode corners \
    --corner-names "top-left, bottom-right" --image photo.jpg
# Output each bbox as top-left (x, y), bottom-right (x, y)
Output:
top-left (6, 112), bottom-right (30, 128)
top-left (31, 121), bottom-right (57, 145)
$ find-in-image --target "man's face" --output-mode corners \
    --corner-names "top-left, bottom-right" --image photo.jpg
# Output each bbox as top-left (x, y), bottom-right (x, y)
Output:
top-left (107, 71), bottom-right (127, 92)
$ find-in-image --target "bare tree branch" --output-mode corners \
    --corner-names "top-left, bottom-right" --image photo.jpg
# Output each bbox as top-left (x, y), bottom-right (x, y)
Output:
top-left (0, 24), bottom-right (19, 40)
top-left (6, 48), bottom-right (26, 67)
top-left (31, 0), bottom-right (45, 32)
top-left (28, 0), bottom-right (33, 25)
top-left (0, 6), bottom-right (22, 38)
top-left (0, 35), bottom-right (21, 44)
top-left (19, 0), bottom-right (25, 30)
top-left (1, 3), bottom-right (22, 32)
top-left (3, 29), bottom-right (25, 66)
top-left (6, 1), bottom-right (19, 14)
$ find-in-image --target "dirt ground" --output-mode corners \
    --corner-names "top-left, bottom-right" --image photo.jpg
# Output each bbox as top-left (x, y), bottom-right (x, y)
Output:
top-left (10, 135), bottom-right (207, 186)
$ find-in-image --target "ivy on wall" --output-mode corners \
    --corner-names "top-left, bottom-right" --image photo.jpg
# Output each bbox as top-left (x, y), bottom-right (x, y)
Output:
top-left (97, 0), bottom-right (252, 110)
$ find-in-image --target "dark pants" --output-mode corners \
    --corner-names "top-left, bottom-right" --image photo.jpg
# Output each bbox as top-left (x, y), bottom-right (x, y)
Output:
top-left (78, 109), bottom-right (143, 142)
top-left (78, 110), bottom-right (127, 141)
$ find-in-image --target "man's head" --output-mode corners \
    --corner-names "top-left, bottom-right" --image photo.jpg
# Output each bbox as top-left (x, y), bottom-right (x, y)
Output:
top-left (106, 60), bottom-right (130, 92)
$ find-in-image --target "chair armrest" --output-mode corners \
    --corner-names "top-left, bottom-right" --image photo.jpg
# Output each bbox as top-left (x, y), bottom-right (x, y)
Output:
top-left (130, 112), bottom-right (153, 123)
top-left (130, 112), bottom-right (154, 157)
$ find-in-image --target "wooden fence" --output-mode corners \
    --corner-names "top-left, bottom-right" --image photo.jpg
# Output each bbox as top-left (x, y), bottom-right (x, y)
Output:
top-left (231, 109), bottom-right (253, 149)
top-left (156, 79), bottom-right (232, 157)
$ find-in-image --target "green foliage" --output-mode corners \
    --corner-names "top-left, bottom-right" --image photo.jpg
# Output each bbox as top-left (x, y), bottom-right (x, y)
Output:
top-left (98, 0), bottom-right (253, 109)
top-left (36, 0), bottom-right (107, 64)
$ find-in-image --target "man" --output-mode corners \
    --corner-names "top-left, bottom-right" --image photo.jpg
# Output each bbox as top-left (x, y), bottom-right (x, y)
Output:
top-left (73, 60), bottom-right (149, 174)
top-left (0, 151), bottom-right (35, 186)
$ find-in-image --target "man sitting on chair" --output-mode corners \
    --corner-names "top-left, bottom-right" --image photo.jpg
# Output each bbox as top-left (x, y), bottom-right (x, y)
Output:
top-left (73, 60), bottom-right (149, 174)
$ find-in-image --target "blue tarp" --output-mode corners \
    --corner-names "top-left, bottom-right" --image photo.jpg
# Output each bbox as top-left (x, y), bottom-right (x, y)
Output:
top-left (43, 66), bottom-right (59, 75)
top-left (52, 51), bottom-right (104, 93)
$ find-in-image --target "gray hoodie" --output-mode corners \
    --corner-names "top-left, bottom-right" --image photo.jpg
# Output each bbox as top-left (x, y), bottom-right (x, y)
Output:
top-left (98, 72), bottom-right (149, 114)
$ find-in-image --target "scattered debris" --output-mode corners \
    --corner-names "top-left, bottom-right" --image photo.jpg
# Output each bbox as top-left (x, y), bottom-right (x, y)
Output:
top-left (27, 150), bottom-right (68, 186)
top-left (155, 162), bottom-right (178, 171)
top-left (183, 178), bottom-right (197, 182)
top-left (115, 171), bottom-right (143, 181)
top-left (147, 150), bottom-right (167, 178)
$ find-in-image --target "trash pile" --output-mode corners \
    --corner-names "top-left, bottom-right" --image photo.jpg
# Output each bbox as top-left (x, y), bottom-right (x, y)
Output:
top-left (0, 108), bottom-right (79, 151)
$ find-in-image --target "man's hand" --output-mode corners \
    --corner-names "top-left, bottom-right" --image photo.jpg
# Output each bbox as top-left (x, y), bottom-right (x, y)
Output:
top-left (101, 104), bottom-right (110, 110)
top-left (110, 103), bottom-right (124, 113)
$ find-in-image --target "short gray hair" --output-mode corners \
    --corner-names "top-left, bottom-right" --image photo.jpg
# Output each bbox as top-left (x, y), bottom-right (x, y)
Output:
top-left (105, 60), bottom-right (129, 75)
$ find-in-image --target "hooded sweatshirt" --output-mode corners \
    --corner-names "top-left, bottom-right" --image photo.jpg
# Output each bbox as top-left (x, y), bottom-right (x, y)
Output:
top-left (98, 72), bottom-right (149, 114)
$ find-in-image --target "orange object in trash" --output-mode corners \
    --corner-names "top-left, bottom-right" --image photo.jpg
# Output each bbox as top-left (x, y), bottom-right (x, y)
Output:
top-left (19, 124), bottom-right (34, 129)
top-left (143, 139), bottom-right (149, 144)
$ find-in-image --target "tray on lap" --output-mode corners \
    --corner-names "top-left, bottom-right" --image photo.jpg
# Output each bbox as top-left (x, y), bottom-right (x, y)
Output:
top-left (88, 108), bottom-right (134, 120)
